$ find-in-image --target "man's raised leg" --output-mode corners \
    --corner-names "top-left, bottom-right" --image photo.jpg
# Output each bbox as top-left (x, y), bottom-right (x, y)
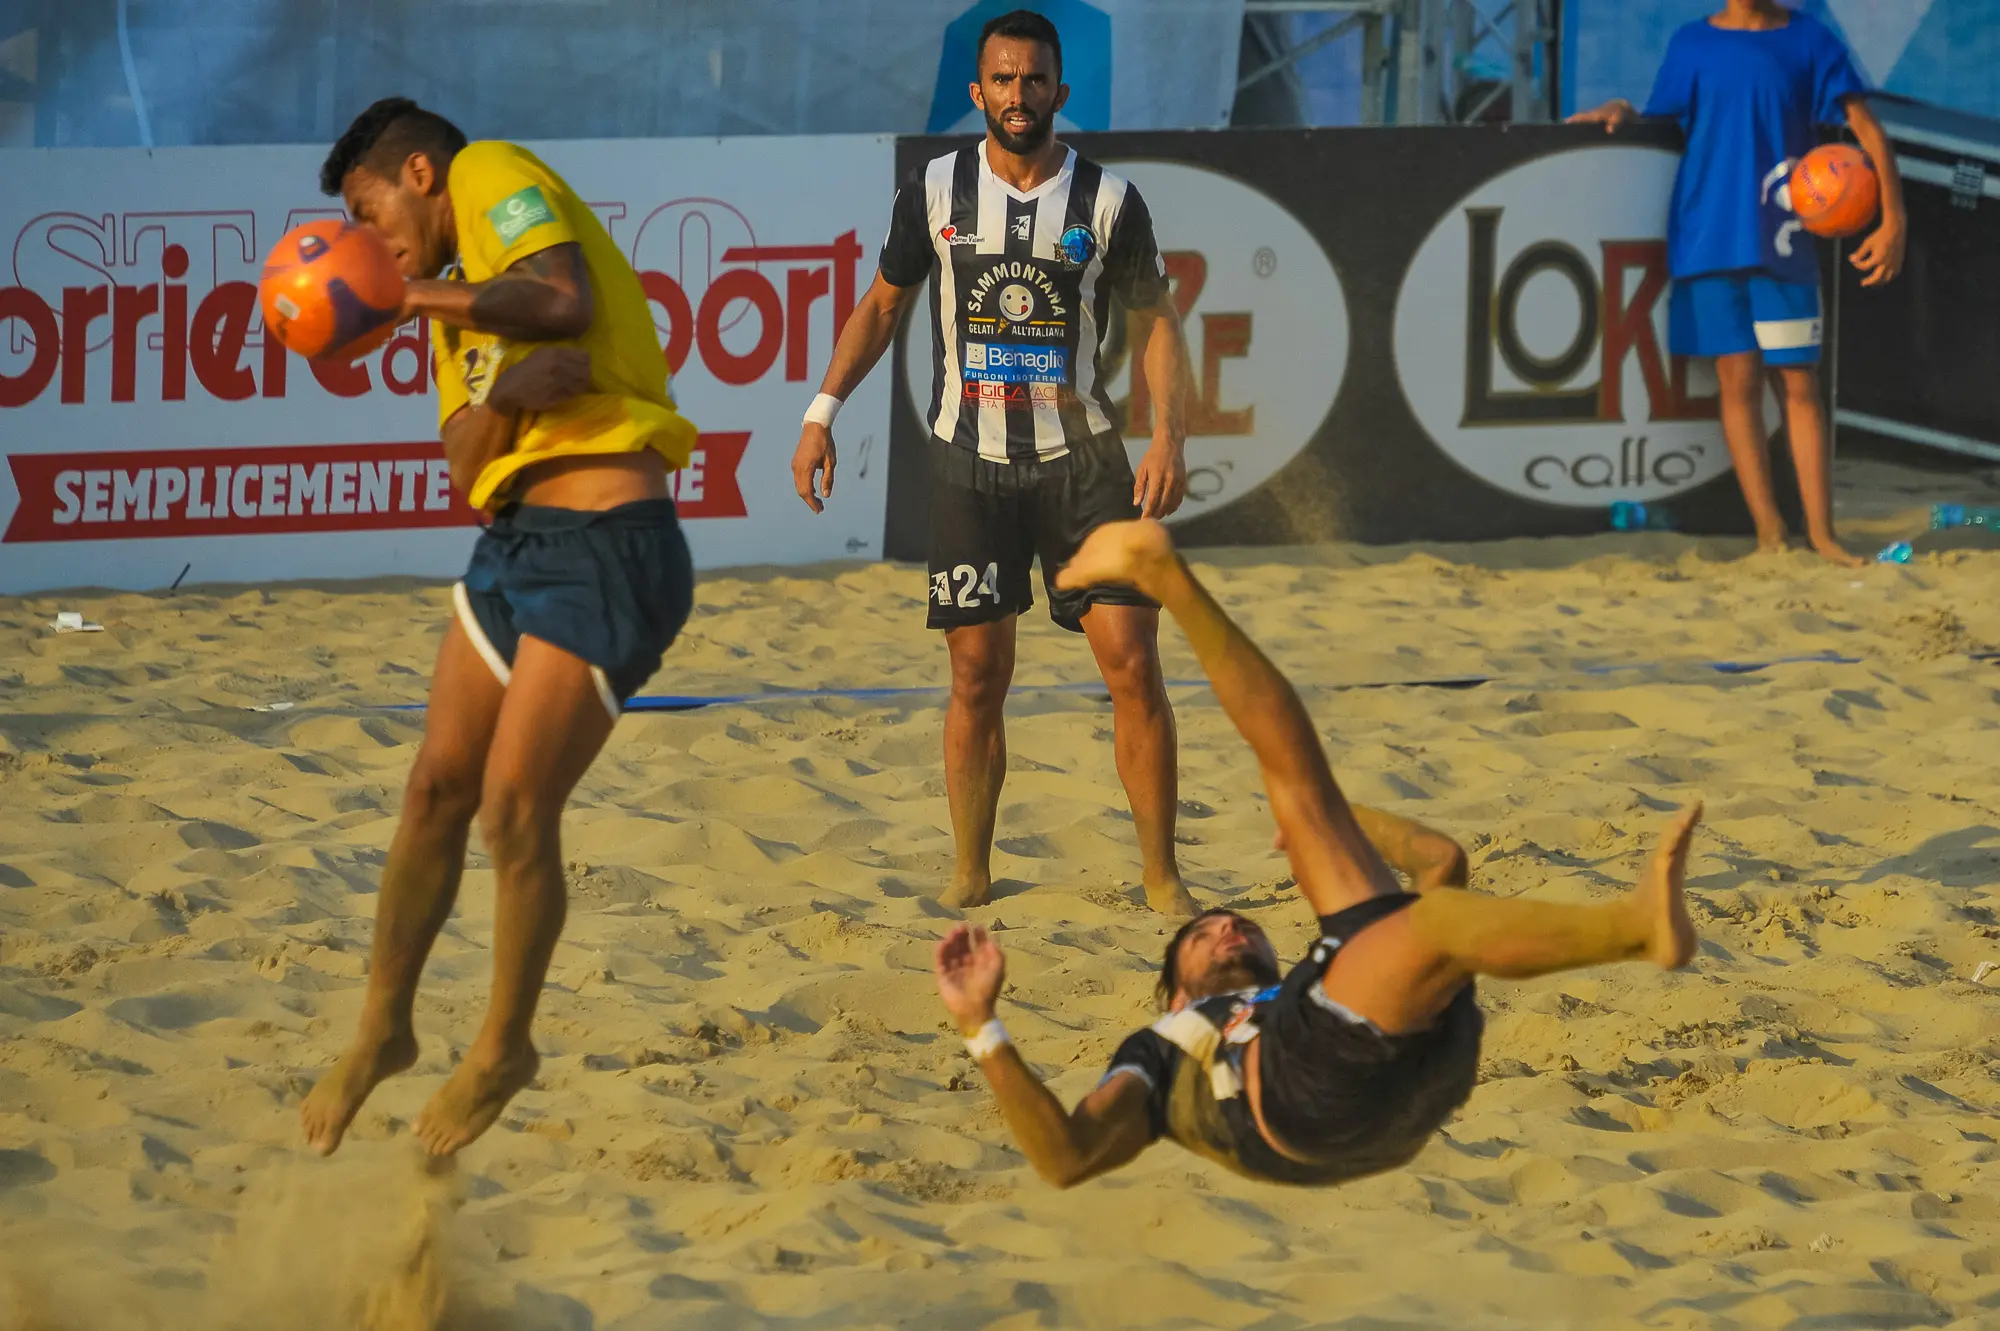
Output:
top-left (1058, 521), bottom-right (1703, 1037)
top-left (1056, 521), bottom-right (1397, 919)
top-left (301, 622), bottom-right (504, 1155)
top-left (1310, 804), bottom-right (1701, 1032)
top-left (1080, 603), bottom-right (1194, 915)
top-left (941, 619), bottom-right (1016, 909)
top-left (412, 634), bottom-right (617, 1156)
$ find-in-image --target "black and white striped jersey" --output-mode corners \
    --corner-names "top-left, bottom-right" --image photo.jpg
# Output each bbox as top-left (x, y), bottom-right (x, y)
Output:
top-left (880, 144), bottom-right (1170, 464)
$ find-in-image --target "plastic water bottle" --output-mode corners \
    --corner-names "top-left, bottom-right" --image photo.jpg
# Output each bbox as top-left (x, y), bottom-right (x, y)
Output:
top-left (1609, 501), bottom-right (1674, 532)
top-left (1876, 540), bottom-right (1914, 564)
top-left (1931, 503), bottom-right (2000, 530)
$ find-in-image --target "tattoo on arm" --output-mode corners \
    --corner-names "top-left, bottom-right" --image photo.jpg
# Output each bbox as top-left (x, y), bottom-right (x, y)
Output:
top-left (466, 243), bottom-right (595, 341)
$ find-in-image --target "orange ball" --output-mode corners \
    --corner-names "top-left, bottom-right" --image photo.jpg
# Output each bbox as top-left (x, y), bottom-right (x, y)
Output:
top-left (258, 220), bottom-right (407, 361)
top-left (1790, 144), bottom-right (1880, 239)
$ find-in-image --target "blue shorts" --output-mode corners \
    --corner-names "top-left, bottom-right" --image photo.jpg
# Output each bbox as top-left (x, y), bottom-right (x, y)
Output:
top-left (454, 498), bottom-right (693, 718)
top-left (1668, 272), bottom-right (1822, 366)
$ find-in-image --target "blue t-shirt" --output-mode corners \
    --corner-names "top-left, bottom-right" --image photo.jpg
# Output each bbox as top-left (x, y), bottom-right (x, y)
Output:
top-left (1645, 13), bottom-right (1869, 283)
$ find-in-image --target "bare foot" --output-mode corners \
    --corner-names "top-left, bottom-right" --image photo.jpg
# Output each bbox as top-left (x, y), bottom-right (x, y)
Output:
top-left (939, 872), bottom-right (992, 909)
top-left (1636, 802), bottom-right (1702, 969)
top-left (301, 1024), bottom-right (419, 1156)
top-left (1808, 535), bottom-right (1867, 568)
top-left (1054, 519), bottom-right (1177, 597)
top-left (413, 1043), bottom-right (539, 1157)
top-left (1751, 536), bottom-right (1790, 557)
top-left (1145, 874), bottom-right (1200, 917)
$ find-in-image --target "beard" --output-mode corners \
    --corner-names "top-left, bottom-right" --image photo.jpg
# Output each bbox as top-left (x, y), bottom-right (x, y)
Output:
top-left (1185, 950), bottom-right (1282, 1001)
top-left (984, 104), bottom-right (1053, 154)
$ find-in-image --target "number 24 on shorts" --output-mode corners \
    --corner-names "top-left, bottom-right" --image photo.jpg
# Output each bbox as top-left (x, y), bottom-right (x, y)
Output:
top-left (932, 563), bottom-right (1001, 608)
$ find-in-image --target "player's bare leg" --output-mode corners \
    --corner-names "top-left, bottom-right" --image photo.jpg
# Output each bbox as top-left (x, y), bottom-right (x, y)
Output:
top-left (1320, 804), bottom-right (1701, 1030)
top-left (302, 623), bottom-right (503, 1156)
top-left (1080, 603), bottom-right (1193, 915)
top-left (1058, 520), bottom-right (1703, 1036)
top-left (940, 620), bottom-right (1015, 909)
top-left (1772, 365), bottom-right (1864, 567)
top-left (1056, 520), bottom-right (1398, 919)
top-left (1715, 351), bottom-right (1789, 554)
top-left (1346, 806), bottom-right (1469, 892)
top-left (413, 634), bottom-right (616, 1156)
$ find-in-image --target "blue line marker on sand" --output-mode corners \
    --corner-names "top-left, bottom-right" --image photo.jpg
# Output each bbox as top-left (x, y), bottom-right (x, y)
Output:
top-left (378, 649), bottom-right (1882, 715)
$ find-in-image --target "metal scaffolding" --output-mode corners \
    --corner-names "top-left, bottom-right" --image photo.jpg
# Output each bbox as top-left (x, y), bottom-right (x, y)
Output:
top-left (1238, 0), bottom-right (1560, 127)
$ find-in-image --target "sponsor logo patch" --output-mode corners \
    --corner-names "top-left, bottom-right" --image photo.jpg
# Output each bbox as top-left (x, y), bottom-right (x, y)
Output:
top-left (939, 224), bottom-right (982, 246)
top-left (486, 186), bottom-right (558, 246)
top-left (964, 342), bottom-right (1068, 383)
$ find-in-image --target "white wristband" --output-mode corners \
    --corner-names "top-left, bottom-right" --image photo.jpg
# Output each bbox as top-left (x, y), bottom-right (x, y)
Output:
top-left (804, 392), bottom-right (843, 429)
top-left (964, 1018), bottom-right (1011, 1060)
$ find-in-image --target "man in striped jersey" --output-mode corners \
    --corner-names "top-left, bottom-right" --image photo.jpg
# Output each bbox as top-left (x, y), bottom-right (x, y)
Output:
top-left (791, 8), bottom-right (1197, 914)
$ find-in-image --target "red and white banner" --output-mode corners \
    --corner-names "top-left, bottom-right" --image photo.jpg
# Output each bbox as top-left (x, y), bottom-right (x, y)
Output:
top-left (0, 137), bottom-right (892, 592)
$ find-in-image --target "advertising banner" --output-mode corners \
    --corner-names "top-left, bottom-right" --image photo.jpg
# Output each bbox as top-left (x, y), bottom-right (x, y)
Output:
top-left (886, 125), bottom-right (1770, 554)
top-left (0, 135), bottom-right (894, 593)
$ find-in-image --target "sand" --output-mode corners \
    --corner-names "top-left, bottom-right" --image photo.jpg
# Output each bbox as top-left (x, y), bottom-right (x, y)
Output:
top-left (3, 456), bottom-right (1999, 1329)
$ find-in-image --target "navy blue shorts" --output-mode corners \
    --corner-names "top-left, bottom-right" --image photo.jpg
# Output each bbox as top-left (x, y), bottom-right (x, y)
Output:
top-left (454, 498), bottom-right (693, 717)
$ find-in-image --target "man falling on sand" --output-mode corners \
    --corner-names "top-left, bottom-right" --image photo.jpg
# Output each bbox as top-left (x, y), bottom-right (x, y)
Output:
top-left (300, 99), bottom-right (698, 1157)
top-left (791, 9), bottom-right (1199, 915)
top-left (935, 520), bottom-right (1701, 1186)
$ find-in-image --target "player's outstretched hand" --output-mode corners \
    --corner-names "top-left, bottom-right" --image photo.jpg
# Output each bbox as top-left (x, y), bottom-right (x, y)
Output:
top-left (934, 924), bottom-right (1007, 1035)
top-left (1850, 216), bottom-right (1906, 287)
top-left (489, 346), bottom-right (592, 413)
top-left (1567, 99), bottom-right (1637, 133)
top-left (792, 424), bottom-right (837, 514)
top-left (1132, 441), bottom-right (1188, 519)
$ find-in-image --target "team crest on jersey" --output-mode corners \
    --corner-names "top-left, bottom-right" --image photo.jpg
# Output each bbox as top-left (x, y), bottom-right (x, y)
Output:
top-left (1057, 224), bottom-right (1095, 269)
top-left (939, 225), bottom-right (981, 246)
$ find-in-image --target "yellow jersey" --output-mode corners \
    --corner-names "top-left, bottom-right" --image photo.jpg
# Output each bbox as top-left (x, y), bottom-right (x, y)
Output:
top-left (433, 140), bottom-right (696, 510)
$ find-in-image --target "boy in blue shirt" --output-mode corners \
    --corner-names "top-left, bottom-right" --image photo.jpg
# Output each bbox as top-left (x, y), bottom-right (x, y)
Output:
top-left (1572, 0), bottom-right (1906, 565)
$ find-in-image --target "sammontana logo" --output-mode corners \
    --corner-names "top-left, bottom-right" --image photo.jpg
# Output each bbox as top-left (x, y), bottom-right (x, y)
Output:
top-left (966, 260), bottom-right (1067, 319)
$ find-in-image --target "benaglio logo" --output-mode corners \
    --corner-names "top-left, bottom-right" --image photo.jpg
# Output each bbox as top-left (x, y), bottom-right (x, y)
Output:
top-left (1394, 146), bottom-right (1773, 507)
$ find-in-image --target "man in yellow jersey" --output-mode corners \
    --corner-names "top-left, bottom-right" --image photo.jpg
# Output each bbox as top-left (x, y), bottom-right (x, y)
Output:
top-left (298, 97), bottom-right (698, 1157)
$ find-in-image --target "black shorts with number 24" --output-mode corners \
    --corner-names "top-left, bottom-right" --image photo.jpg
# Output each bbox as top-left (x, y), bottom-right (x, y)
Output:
top-left (927, 431), bottom-right (1156, 633)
